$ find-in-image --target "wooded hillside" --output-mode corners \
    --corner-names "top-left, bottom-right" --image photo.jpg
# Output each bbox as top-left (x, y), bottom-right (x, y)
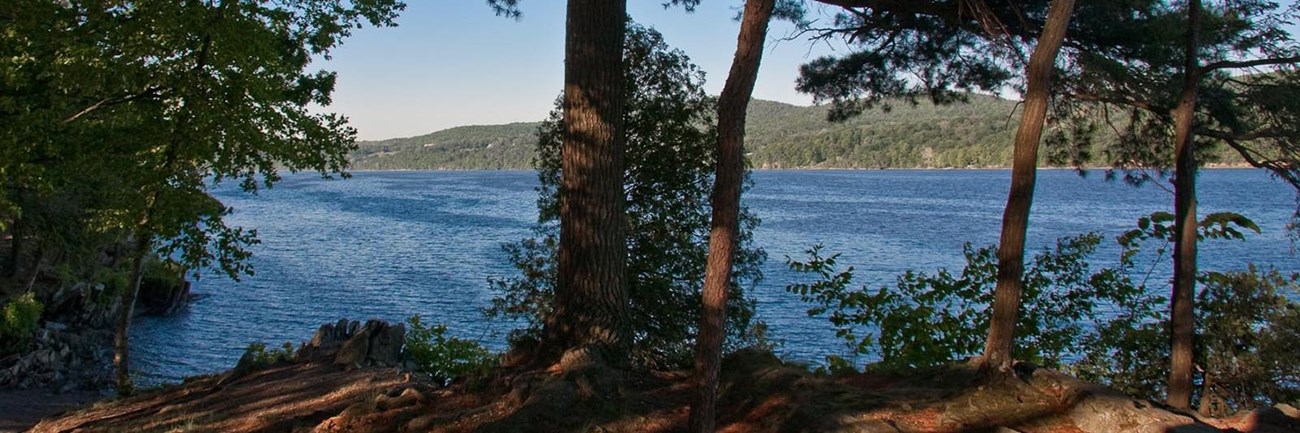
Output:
top-left (350, 96), bottom-right (1247, 170)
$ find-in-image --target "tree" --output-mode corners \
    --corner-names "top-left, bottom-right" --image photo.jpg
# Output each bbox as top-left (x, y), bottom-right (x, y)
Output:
top-left (979, 0), bottom-right (1077, 372)
top-left (689, 0), bottom-right (776, 431)
top-left (1, 0), bottom-right (404, 394)
top-left (486, 0), bottom-right (636, 365)
top-left (1048, 0), bottom-right (1300, 408)
top-left (488, 23), bottom-right (765, 371)
top-left (1166, 0), bottom-right (1204, 409)
top-left (796, 0), bottom-right (1072, 374)
top-left (540, 0), bottom-right (633, 366)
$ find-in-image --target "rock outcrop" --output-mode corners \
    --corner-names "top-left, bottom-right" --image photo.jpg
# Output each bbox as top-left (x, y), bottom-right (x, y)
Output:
top-left (0, 283), bottom-right (118, 392)
top-left (0, 323), bottom-right (112, 392)
top-left (296, 319), bottom-right (406, 368)
top-left (137, 277), bottom-right (191, 316)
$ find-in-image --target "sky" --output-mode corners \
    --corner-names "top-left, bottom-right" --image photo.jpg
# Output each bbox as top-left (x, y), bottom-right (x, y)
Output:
top-left (321, 1), bottom-right (848, 140)
top-left (322, 1), bottom-right (1300, 141)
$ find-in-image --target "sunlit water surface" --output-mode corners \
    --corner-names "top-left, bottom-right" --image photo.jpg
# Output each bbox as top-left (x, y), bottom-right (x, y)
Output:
top-left (131, 169), bottom-right (1298, 384)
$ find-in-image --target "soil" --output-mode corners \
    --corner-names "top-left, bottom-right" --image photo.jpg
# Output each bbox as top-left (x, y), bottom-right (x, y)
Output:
top-left (0, 388), bottom-right (103, 433)
top-left (17, 350), bottom-right (1299, 433)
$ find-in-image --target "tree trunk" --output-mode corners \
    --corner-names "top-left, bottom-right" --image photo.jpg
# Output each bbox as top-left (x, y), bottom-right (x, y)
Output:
top-left (980, 0), bottom-right (1076, 372)
top-left (114, 229), bottom-right (151, 396)
top-left (5, 206), bottom-right (22, 280)
top-left (689, 1), bottom-right (775, 431)
top-left (545, 0), bottom-right (630, 364)
top-left (1198, 370), bottom-right (1216, 416)
top-left (1167, 0), bottom-right (1202, 410)
top-left (1166, 0), bottom-right (1203, 411)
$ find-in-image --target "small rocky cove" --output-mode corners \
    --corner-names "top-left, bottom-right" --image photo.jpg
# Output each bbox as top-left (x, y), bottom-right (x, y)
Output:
top-left (0, 274), bottom-right (194, 394)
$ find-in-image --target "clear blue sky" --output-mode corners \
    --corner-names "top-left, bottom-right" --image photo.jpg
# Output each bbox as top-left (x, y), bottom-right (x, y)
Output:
top-left (323, 1), bottom-right (1300, 141)
top-left (322, 1), bottom-right (847, 140)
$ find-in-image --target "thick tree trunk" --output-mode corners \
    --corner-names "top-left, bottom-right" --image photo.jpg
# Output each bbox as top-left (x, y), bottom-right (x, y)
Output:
top-left (545, 0), bottom-right (630, 363)
top-left (689, 1), bottom-right (774, 431)
top-left (1167, 0), bottom-right (1201, 411)
top-left (980, 0), bottom-right (1076, 371)
top-left (114, 229), bottom-right (150, 396)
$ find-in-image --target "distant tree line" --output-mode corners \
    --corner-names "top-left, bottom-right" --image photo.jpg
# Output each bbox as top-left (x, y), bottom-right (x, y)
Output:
top-left (350, 97), bottom-right (1250, 171)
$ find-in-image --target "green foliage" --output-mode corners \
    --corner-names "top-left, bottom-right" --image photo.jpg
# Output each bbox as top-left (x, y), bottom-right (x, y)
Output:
top-left (787, 234), bottom-right (1156, 370)
top-left (141, 258), bottom-right (186, 291)
top-left (790, 207), bottom-right (1295, 412)
top-left (0, 0), bottom-right (405, 291)
top-left (404, 315), bottom-right (497, 386)
top-left (1047, 0), bottom-right (1300, 189)
top-left (0, 292), bottom-right (43, 356)
top-left (239, 341), bottom-right (296, 370)
top-left (1073, 266), bottom-right (1300, 415)
top-left (1194, 267), bottom-right (1300, 414)
top-left (1118, 211), bottom-right (1261, 250)
top-left (485, 22), bottom-right (765, 369)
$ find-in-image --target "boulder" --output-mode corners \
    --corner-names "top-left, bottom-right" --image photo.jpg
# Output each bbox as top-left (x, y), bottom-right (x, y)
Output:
top-left (366, 321), bottom-right (404, 368)
top-left (295, 319), bottom-right (407, 369)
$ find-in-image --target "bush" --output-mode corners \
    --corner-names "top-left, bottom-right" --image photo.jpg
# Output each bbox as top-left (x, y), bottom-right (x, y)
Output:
top-left (0, 292), bottom-right (44, 356)
top-left (1074, 266), bottom-right (1300, 415)
top-left (237, 341), bottom-right (296, 370)
top-left (789, 210), bottom-right (1297, 414)
top-left (786, 233), bottom-right (1155, 371)
top-left (404, 315), bottom-right (496, 386)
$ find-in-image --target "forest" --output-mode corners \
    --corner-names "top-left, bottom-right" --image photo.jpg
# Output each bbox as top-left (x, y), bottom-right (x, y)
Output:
top-left (352, 97), bottom-right (1253, 171)
top-left (2, 0), bottom-right (1300, 432)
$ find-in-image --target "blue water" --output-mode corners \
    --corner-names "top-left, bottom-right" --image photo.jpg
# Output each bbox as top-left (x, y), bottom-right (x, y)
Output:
top-left (131, 169), bottom-right (1299, 383)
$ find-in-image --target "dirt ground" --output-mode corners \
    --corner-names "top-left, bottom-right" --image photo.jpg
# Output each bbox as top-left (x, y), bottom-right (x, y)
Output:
top-left (18, 350), bottom-right (1300, 433)
top-left (0, 388), bottom-right (103, 433)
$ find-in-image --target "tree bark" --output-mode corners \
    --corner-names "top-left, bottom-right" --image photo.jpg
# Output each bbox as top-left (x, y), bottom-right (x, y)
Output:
top-left (689, 0), bottom-right (774, 431)
top-left (545, 0), bottom-right (631, 363)
top-left (114, 228), bottom-right (150, 396)
top-left (1168, 0), bottom-right (1202, 410)
top-left (980, 0), bottom-right (1076, 371)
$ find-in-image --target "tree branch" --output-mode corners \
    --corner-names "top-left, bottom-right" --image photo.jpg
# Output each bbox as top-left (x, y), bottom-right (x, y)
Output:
top-left (63, 87), bottom-right (164, 124)
top-left (1201, 56), bottom-right (1300, 73)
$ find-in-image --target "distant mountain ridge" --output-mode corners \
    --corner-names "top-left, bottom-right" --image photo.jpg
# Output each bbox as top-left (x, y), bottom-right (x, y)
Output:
top-left (349, 97), bottom-right (1242, 170)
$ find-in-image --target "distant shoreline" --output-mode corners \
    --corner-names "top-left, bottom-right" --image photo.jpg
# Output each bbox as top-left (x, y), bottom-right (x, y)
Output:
top-left (345, 163), bottom-right (1256, 173)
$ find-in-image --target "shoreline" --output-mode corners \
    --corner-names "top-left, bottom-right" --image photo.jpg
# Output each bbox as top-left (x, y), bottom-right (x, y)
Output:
top-left (344, 163), bottom-right (1257, 173)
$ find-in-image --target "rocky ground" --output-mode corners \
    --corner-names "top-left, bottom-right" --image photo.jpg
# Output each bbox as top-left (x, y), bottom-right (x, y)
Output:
top-left (20, 320), bottom-right (1300, 433)
top-left (0, 282), bottom-right (119, 393)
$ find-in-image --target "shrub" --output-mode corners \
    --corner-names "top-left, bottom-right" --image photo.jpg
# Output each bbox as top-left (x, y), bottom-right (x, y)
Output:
top-left (1074, 266), bottom-right (1300, 415)
top-left (0, 292), bottom-right (44, 356)
top-left (787, 233), bottom-right (1156, 371)
top-left (789, 210), bottom-right (1296, 413)
top-left (404, 315), bottom-right (496, 386)
top-left (237, 341), bottom-right (295, 370)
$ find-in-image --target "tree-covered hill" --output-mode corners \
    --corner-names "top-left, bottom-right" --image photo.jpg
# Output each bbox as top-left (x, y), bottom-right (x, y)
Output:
top-left (742, 97), bottom-right (1021, 169)
top-left (351, 122), bottom-right (540, 170)
top-left (350, 96), bottom-right (1243, 170)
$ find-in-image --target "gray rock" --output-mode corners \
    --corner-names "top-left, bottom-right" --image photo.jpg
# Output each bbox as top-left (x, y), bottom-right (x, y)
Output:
top-left (334, 327), bottom-right (372, 367)
top-left (366, 321), bottom-right (405, 368)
